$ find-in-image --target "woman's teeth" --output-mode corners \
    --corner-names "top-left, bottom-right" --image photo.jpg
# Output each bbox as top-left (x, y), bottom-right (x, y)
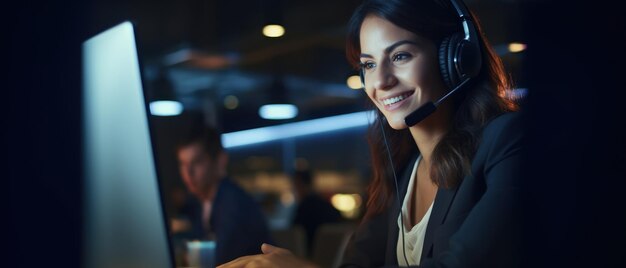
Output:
top-left (383, 94), bottom-right (409, 105)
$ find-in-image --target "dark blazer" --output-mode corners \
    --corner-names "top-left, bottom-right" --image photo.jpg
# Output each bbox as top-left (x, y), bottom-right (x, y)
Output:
top-left (341, 112), bottom-right (524, 268)
top-left (180, 178), bottom-right (273, 265)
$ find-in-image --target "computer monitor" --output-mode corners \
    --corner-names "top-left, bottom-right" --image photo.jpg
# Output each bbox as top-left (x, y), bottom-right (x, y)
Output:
top-left (82, 21), bottom-right (173, 268)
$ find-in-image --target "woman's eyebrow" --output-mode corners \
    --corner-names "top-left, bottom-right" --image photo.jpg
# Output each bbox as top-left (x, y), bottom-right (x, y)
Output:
top-left (360, 40), bottom-right (419, 59)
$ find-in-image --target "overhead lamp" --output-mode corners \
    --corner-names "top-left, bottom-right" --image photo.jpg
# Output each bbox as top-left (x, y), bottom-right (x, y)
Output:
top-left (508, 42), bottom-right (527, 53)
top-left (148, 68), bottom-right (183, 116)
top-left (263, 24), bottom-right (285, 38)
top-left (258, 73), bottom-right (297, 120)
top-left (262, 0), bottom-right (285, 38)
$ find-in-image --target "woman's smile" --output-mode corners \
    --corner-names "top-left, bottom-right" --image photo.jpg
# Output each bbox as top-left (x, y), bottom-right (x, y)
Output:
top-left (380, 90), bottom-right (415, 111)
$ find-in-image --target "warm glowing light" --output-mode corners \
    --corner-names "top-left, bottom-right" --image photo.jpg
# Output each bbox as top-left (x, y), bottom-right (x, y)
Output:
top-left (508, 42), bottom-right (527, 53)
top-left (331, 194), bottom-right (362, 212)
top-left (149, 100), bottom-right (183, 116)
top-left (262, 24), bottom-right (285, 37)
top-left (331, 194), bottom-right (355, 212)
top-left (331, 194), bottom-right (363, 219)
top-left (259, 104), bottom-right (298, 120)
top-left (347, 75), bottom-right (362, 89)
top-left (223, 95), bottom-right (239, 110)
top-left (352, 194), bottom-right (362, 207)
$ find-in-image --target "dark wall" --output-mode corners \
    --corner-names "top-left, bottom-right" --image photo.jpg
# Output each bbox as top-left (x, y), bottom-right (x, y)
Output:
top-left (521, 0), bottom-right (626, 267)
top-left (5, 1), bottom-right (88, 267)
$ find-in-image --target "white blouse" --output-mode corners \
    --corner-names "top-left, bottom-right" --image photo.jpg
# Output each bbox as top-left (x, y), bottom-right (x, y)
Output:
top-left (397, 156), bottom-right (434, 266)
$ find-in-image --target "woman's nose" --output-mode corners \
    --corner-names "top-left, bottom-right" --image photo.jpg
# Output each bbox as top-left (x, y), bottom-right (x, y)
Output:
top-left (371, 64), bottom-right (397, 91)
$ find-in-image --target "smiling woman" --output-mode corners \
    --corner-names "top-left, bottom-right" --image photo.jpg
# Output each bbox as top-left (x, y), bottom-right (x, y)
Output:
top-left (341, 0), bottom-right (521, 267)
top-left (358, 17), bottom-right (446, 130)
top-left (217, 0), bottom-right (522, 267)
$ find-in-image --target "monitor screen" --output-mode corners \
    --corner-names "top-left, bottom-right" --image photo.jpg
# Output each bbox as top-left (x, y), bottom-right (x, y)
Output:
top-left (82, 21), bottom-right (173, 268)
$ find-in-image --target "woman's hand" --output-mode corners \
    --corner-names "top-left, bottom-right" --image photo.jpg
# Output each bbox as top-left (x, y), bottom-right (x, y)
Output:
top-left (217, 243), bottom-right (319, 268)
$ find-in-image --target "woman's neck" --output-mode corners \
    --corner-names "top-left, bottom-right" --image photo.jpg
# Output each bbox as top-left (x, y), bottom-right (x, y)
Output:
top-left (410, 128), bottom-right (443, 165)
top-left (408, 102), bottom-right (453, 164)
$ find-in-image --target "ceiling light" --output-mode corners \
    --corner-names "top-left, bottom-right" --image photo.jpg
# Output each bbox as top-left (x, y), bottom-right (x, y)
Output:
top-left (221, 110), bottom-right (375, 148)
top-left (263, 24), bottom-right (285, 37)
top-left (259, 104), bottom-right (298, 120)
top-left (508, 42), bottom-right (527, 53)
top-left (259, 73), bottom-right (296, 119)
top-left (148, 68), bottom-right (182, 116)
top-left (347, 75), bottom-right (362, 89)
top-left (149, 100), bottom-right (183, 116)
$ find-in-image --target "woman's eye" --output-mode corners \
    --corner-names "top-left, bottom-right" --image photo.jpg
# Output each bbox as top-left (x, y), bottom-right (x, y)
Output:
top-left (392, 53), bottom-right (411, 62)
top-left (360, 62), bottom-right (376, 70)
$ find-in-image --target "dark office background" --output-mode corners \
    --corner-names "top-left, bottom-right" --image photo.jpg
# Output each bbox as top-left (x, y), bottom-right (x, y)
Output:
top-left (6, 0), bottom-right (625, 267)
top-left (5, 0), bottom-right (86, 267)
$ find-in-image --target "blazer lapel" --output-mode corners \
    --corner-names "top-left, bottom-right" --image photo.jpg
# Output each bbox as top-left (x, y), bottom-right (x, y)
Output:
top-left (421, 184), bottom-right (460, 258)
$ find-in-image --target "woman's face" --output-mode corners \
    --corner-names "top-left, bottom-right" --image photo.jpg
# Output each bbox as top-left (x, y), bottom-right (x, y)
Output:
top-left (359, 15), bottom-right (447, 130)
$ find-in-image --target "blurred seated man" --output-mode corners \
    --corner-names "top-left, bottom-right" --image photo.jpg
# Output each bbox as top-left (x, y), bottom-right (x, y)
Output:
top-left (174, 125), bottom-right (272, 265)
top-left (292, 169), bottom-right (342, 254)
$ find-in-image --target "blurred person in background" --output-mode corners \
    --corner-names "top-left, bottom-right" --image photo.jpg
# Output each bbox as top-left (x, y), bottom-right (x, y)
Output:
top-left (173, 125), bottom-right (272, 265)
top-left (292, 168), bottom-right (342, 255)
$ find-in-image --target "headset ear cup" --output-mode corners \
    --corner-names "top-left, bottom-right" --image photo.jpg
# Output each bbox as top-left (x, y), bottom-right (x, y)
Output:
top-left (438, 33), bottom-right (463, 89)
top-left (438, 35), bottom-right (453, 89)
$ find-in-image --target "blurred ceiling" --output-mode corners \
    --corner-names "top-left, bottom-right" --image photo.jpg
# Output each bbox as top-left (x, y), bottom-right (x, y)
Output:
top-left (88, 0), bottom-right (526, 133)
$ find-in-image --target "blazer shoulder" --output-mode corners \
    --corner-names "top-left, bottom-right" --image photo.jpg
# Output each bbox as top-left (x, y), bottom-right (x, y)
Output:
top-left (215, 179), bottom-right (261, 215)
top-left (473, 111), bottom-right (525, 177)
top-left (479, 111), bottom-right (525, 150)
top-left (483, 112), bottom-right (524, 138)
